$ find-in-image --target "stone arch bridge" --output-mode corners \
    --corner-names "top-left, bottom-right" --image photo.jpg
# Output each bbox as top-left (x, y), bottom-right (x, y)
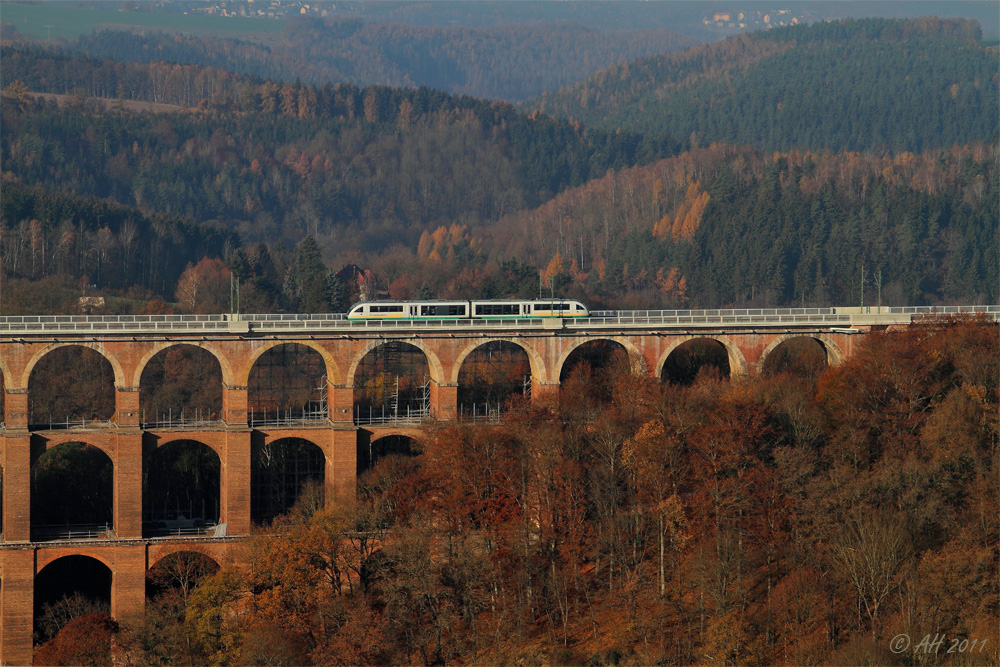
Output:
top-left (0, 304), bottom-right (994, 664)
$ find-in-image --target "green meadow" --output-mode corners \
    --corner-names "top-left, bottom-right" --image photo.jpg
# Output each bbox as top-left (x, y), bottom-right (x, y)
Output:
top-left (0, 2), bottom-right (283, 41)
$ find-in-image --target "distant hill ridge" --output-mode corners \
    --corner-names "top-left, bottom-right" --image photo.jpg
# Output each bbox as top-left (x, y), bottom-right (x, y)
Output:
top-left (531, 17), bottom-right (999, 154)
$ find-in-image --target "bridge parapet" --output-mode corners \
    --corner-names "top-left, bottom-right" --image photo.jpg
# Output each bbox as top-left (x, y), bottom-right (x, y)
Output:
top-left (0, 305), bottom-right (995, 337)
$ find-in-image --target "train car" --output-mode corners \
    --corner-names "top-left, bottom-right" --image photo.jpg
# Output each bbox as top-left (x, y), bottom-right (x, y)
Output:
top-left (347, 300), bottom-right (468, 320)
top-left (347, 299), bottom-right (589, 320)
top-left (469, 299), bottom-right (589, 318)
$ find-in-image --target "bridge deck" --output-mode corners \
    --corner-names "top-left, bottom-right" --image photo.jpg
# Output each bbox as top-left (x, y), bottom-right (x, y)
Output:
top-left (0, 305), bottom-right (995, 337)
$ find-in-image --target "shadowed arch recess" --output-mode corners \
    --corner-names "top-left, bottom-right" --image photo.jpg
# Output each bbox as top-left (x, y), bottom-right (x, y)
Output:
top-left (132, 341), bottom-right (233, 387)
top-left (656, 335), bottom-right (749, 381)
top-left (27, 345), bottom-right (117, 427)
top-left (242, 340), bottom-right (340, 386)
top-left (139, 344), bottom-right (224, 426)
top-left (22, 342), bottom-right (125, 389)
top-left (251, 437), bottom-right (325, 525)
top-left (555, 337), bottom-right (644, 382)
top-left (452, 338), bottom-right (546, 384)
top-left (143, 439), bottom-right (221, 536)
top-left (31, 442), bottom-right (114, 540)
top-left (347, 338), bottom-right (444, 387)
top-left (758, 333), bottom-right (844, 373)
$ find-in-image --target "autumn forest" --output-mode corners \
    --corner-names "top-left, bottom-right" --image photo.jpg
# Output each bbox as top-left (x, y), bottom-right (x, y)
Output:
top-left (0, 4), bottom-right (998, 666)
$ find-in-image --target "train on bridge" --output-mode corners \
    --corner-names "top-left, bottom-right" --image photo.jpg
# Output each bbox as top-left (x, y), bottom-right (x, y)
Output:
top-left (347, 298), bottom-right (590, 320)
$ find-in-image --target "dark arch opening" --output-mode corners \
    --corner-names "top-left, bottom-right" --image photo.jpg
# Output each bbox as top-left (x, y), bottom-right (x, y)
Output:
top-left (29, 346), bottom-right (114, 429)
top-left (34, 555), bottom-right (112, 646)
top-left (761, 337), bottom-right (828, 381)
top-left (31, 442), bottom-right (113, 541)
top-left (662, 339), bottom-right (731, 385)
top-left (359, 434), bottom-right (416, 475)
top-left (146, 551), bottom-right (220, 601)
top-left (140, 345), bottom-right (223, 427)
top-left (354, 342), bottom-right (430, 424)
top-left (251, 438), bottom-right (325, 525)
top-left (143, 440), bottom-right (220, 537)
top-left (559, 340), bottom-right (629, 408)
top-left (458, 341), bottom-right (531, 420)
top-left (248, 344), bottom-right (327, 426)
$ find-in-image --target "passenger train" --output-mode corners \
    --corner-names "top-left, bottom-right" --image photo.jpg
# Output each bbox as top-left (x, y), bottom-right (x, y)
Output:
top-left (347, 299), bottom-right (589, 320)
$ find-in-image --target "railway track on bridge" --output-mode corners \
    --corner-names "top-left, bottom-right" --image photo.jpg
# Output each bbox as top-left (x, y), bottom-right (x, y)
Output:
top-left (0, 305), bottom-right (996, 337)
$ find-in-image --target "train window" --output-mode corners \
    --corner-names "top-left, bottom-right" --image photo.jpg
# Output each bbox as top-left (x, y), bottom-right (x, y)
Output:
top-left (371, 305), bottom-right (403, 313)
top-left (422, 304), bottom-right (463, 316)
top-left (476, 304), bottom-right (519, 316)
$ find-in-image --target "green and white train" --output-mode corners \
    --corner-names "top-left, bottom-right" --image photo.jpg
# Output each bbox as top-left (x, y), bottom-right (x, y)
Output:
top-left (346, 299), bottom-right (589, 320)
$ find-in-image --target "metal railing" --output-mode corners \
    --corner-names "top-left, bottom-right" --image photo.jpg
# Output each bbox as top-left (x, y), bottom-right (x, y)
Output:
top-left (354, 404), bottom-right (428, 425)
top-left (0, 306), bottom-right (996, 336)
top-left (249, 408), bottom-right (328, 427)
top-left (32, 416), bottom-right (115, 431)
top-left (142, 409), bottom-right (220, 430)
top-left (142, 520), bottom-right (220, 538)
top-left (458, 403), bottom-right (508, 422)
top-left (31, 523), bottom-right (113, 541)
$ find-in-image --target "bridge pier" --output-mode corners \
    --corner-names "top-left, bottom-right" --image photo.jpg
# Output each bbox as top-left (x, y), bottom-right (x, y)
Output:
top-left (330, 384), bottom-right (354, 423)
top-left (331, 429), bottom-right (357, 499)
top-left (1, 432), bottom-right (31, 542)
top-left (115, 386), bottom-right (141, 429)
top-left (222, 384), bottom-right (248, 426)
top-left (112, 547), bottom-right (147, 623)
top-left (1, 549), bottom-right (35, 666)
top-left (221, 430), bottom-right (252, 536)
top-left (114, 432), bottom-right (143, 539)
top-left (531, 380), bottom-right (560, 408)
top-left (2, 390), bottom-right (28, 431)
top-left (430, 382), bottom-right (458, 420)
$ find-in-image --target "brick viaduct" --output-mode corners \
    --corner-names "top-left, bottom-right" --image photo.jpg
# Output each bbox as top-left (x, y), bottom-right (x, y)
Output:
top-left (0, 305), bottom-right (992, 664)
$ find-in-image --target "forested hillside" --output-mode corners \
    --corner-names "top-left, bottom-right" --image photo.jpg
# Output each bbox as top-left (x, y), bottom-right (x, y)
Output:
top-left (478, 144), bottom-right (998, 308)
top-left (61, 20), bottom-right (697, 103)
top-left (0, 69), bottom-right (672, 244)
top-left (533, 18), bottom-right (999, 153)
top-left (2, 17), bottom-right (997, 314)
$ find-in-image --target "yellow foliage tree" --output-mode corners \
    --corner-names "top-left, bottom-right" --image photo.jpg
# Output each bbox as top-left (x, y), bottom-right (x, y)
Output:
top-left (541, 252), bottom-right (565, 286)
top-left (670, 183), bottom-right (710, 242)
top-left (417, 230), bottom-right (433, 259)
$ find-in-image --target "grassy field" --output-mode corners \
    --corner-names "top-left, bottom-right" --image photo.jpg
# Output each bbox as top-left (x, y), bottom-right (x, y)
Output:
top-left (0, 2), bottom-right (284, 42)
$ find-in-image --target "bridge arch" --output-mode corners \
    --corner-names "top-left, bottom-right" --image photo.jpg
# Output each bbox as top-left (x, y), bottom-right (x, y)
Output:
top-left (31, 441), bottom-right (114, 539)
top-left (131, 341), bottom-right (234, 388)
top-left (147, 545), bottom-right (223, 571)
top-left (21, 342), bottom-right (125, 390)
top-left (251, 436), bottom-right (326, 525)
top-left (143, 438), bottom-right (221, 533)
top-left (347, 338), bottom-right (445, 387)
top-left (32, 432), bottom-right (117, 461)
top-left (35, 548), bottom-right (115, 575)
top-left (758, 333), bottom-right (845, 372)
top-left (241, 340), bottom-right (341, 386)
top-left (451, 338), bottom-right (546, 384)
top-left (555, 336), bottom-right (645, 381)
top-left (150, 432), bottom-right (227, 461)
top-left (33, 553), bottom-right (113, 645)
top-left (655, 335), bottom-right (749, 381)
top-left (360, 432), bottom-right (419, 475)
